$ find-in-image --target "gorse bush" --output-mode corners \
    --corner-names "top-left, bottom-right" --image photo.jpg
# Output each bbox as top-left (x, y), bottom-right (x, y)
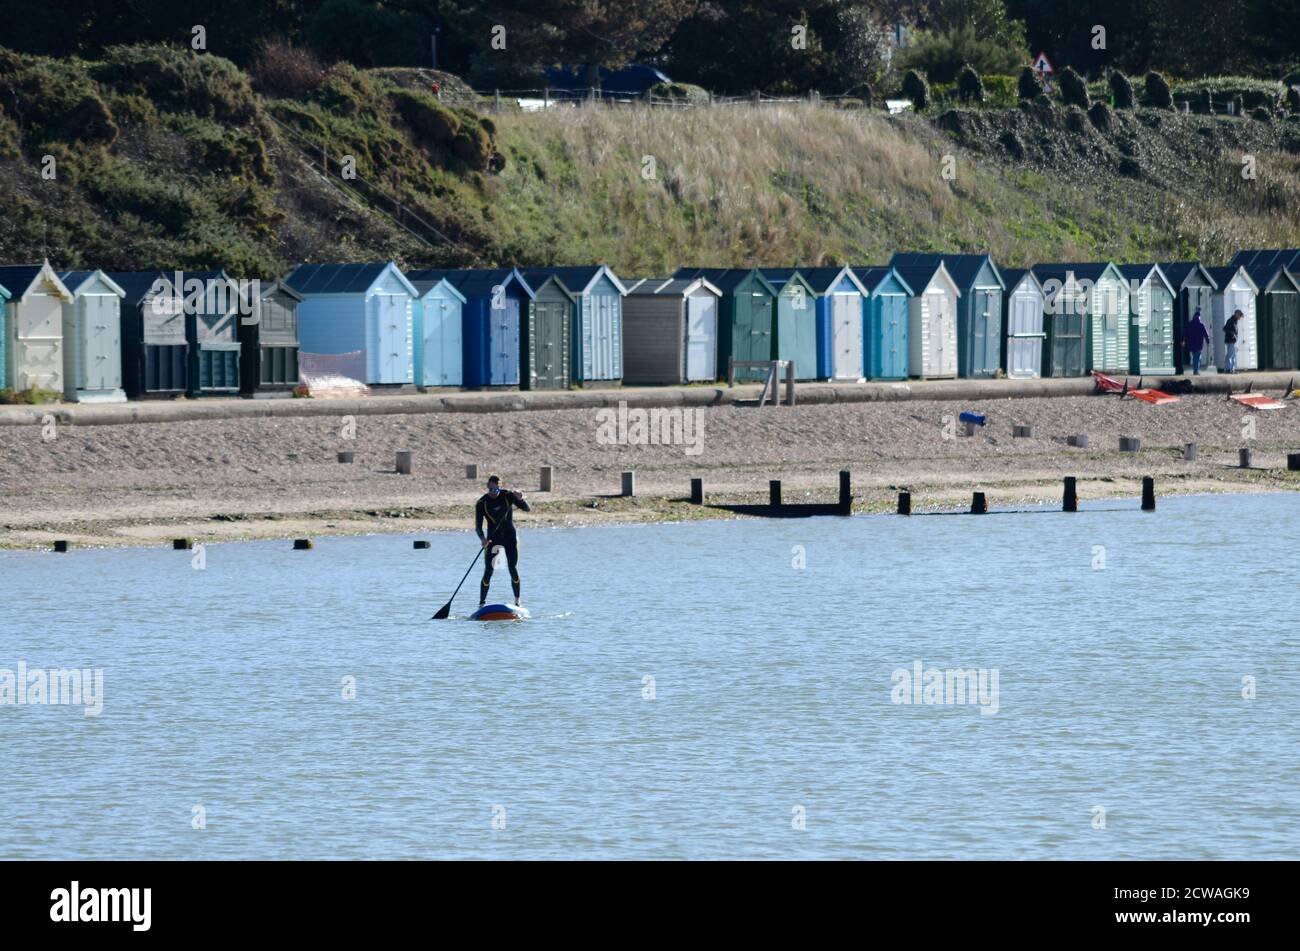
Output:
top-left (1110, 71), bottom-right (1135, 109)
top-left (1145, 71), bottom-right (1174, 109)
top-left (93, 45), bottom-right (257, 123)
top-left (250, 38), bottom-right (328, 98)
top-left (1059, 67), bottom-right (1090, 109)
top-left (957, 65), bottom-right (985, 104)
top-left (1018, 66), bottom-right (1042, 101)
top-left (902, 69), bottom-right (931, 110)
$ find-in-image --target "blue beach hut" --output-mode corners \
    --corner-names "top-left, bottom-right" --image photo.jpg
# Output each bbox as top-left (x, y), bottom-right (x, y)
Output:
top-left (417, 268), bottom-right (534, 388)
top-left (853, 267), bottom-right (914, 380)
top-left (891, 253), bottom-right (1005, 379)
top-left (406, 274), bottom-right (466, 388)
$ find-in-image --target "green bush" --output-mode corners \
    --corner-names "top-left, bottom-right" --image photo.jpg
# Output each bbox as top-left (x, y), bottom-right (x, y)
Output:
top-left (1059, 67), bottom-right (1090, 109)
top-left (0, 387), bottom-right (61, 405)
top-left (957, 64), bottom-right (984, 104)
top-left (1287, 87), bottom-right (1300, 113)
top-left (391, 89), bottom-right (461, 142)
top-left (902, 69), bottom-right (930, 110)
top-left (94, 45), bottom-right (257, 124)
top-left (1110, 71), bottom-right (1135, 109)
top-left (1089, 102), bottom-right (1113, 131)
top-left (649, 82), bottom-right (711, 104)
top-left (981, 75), bottom-right (1018, 108)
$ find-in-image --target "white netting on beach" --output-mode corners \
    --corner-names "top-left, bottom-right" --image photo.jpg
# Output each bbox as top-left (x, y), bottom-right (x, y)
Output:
top-left (298, 351), bottom-right (370, 398)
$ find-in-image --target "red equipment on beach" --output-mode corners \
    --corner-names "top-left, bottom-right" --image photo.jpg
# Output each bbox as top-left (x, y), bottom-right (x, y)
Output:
top-left (1231, 394), bottom-right (1288, 411)
top-left (1092, 371), bottom-right (1180, 404)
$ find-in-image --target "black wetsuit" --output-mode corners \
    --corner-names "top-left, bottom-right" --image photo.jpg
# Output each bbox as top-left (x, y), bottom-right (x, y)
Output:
top-left (476, 490), bottom-right (530, 603)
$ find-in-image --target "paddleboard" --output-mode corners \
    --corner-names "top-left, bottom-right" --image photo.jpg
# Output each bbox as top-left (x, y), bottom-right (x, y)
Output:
top-left (470, 603), bottom-right (529, 621)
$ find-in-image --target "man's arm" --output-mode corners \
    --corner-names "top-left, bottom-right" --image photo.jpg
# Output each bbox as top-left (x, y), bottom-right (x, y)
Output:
top-left (475, 497), bottom-right (486, 539)
top-left (511, 491), bottom-right (530, 513)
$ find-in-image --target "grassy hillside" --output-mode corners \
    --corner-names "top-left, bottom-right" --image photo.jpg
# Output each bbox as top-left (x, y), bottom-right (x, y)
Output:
top-left (4, 45), bottom-right (1300, 278)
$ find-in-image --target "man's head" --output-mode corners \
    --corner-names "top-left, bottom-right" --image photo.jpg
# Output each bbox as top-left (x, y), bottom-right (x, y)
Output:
top-left (487, 475), bottom-right (501, 496)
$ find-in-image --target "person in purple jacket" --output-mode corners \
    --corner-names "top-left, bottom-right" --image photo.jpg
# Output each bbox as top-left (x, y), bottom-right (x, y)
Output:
top-left (1184, 309), bottom-right (1211, 375)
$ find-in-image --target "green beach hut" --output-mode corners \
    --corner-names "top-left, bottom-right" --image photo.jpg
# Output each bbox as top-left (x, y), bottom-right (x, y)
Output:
top-left (759, 269), bottom-right (820, 381)
top-left (1161, 262), bottom-right (1218, 375)
top-left (519, 270), bottom-right (574, 390)
top-left (673, 268), bottom-right (776, 381)
top-left (1119, 264), bottom-right (1177, 375)
top-left (1032, 263), bottom-right (1129, 375)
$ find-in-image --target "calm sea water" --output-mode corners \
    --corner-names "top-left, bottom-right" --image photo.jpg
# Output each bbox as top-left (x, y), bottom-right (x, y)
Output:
top-left (1, 493), bottom-right (1297, 860)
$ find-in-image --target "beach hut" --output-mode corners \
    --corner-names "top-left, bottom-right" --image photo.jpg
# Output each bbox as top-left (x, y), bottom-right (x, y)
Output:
top-left (530, 266), bottom-right (627, 385)
top-left (1032, 263), bottom-right (1128, 375)
top-left (0, 282), bottom-right (8, 391)
top-left (177, 269), bottom-right (243, 397)
top-left (621, 277), bottom-right (722, 384)
top-left (1205, 266), bottom-right (1260, 371)
top-left (853, 267), bottom-right (913, 380)
top-left (772, 266), bottom-right (867, 382)
top-left (891, 254), bottom-right (1004, 379)
top-left (105, 271), bottom-right (188, 398)
top-left (0, 262), bottom-right (72, 395)
top-left (1161, 262), bottom-right (1219, 374)
top-left (999, 268), bottom-right (1046, 379)
top-left (285, 262), bottom-right (417, 386)
top-left (673, 268), bottom-right (776, 381)
top-left (57, 269), bottom-right (127, 402)
top-left (1230, 251), bottom-right (1300, 370)
top-left (412, 268), bottom-right (532, 388)
top-left (1119, 264), bottom-right (1177, 376)
top-left (759, 269), bottom-right (821, 380)
top-left (518, 270), bottom-right (574, 390)
top-left (890, 261), bottom-right (959, 380)
top-left (239, 279), bottom-right (302, 397)
top-left (407, 275), bottom-right (465, 388)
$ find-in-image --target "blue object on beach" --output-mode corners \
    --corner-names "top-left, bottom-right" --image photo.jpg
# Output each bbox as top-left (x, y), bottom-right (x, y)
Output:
top-left (959, 412), bottom-right (987, 426)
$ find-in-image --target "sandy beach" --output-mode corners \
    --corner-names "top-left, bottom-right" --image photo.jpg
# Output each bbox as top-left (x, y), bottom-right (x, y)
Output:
top-left (2, 389), bottom-right (1298, 549)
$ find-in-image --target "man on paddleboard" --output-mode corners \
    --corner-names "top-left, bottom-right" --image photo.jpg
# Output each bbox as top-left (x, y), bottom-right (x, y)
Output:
top-left (475, 474), bottom-right (530, 607)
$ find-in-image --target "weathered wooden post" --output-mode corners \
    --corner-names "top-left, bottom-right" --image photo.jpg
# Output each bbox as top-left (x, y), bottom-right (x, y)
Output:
top-left (540, 466), bottom-right (553, 491)
top-left (337, 451), bottom-right (354, 464)
top-left (690, 478), bottom-right (703, 505)
top-left (1239, 448), bottom-right (1254, 468)
top-left (53, 540), bottom-right (69, 553)
top-left (1184, 443), bottom-right (1198, 461)
top-left (1063, 477), bottom-right (1078, 512)
top-left (293, 539), bottom-right (314, 550)
top-left (621, 471), bottom-right (635, 497)
top-left (897, 491), bottom-right (912, 516)
top-left (1013, 425), bottom-right (1035, 438)
top-left (395, 450), bottom-right (413, 475)
top-left (413, 540), bottom-right (430, 550)
top-left (173, 538), bottom-right (193, 550)
top-left (971, 492), bottom-right (988, 514)
top-left (466, 463), bottom-right (478, 479)
top-left (838, 470), bottom-right (851, 514)
top-left (1289, 453), bottom-right (1300, 472)
top-left (1120, 436), bottom-right (1141, 453)
top-left (1068, 434), bottom-right (1089, 448)
top-left (1142, 477), bottom-right (1156, 511)
top-left (786, 360), bottom-right (796, 406)
top-left (769, 480), bottom-right (782, 507)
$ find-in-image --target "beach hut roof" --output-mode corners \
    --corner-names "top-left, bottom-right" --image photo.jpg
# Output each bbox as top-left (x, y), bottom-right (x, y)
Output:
top-left (520, 269), bottom-right (579, 301)
top-left (1031, 262), bottom-right (1122, 285)
top-left (102, 270), bottom-right (174, 307)
top-left (758, 268), bottom-right (817, 295)
top-left (999, 267), bottom-right (1043, 294)
top-left (531, 265), bottom-right (628, 295)
top-left (767, 266), bottom-right (867, 296)
top-left (625, 276), bottom-right (723, 298)
top-left (285, 261), bottom-right (416, 297)
top-left (407, 275), bottom-right (468, 303)
top-left (1118, 263), bottom-right (1175, 294)
top-left (891, 253), bottom-right (1004, 290)
top-left (1160, 262), bottom-right (1218, 291)
top-left (58, 269), bottom-right (126, 298)
top-left (240, 278), bottom-right (304, 306)
top-left (0, 261), bottom-right (72, 302)
top-left (852, 266), bottom-right (915, 296)
top-left (1204, 265), bottom-right (1261, 295)
top-left (891, 261), bottom-right (961, 297)
top-left (407, 267), bottom-right (536, 299)
top-left (1230, 249), bottom-right (1300, 273)
top-left (673, 267), bottom-right (777, 296)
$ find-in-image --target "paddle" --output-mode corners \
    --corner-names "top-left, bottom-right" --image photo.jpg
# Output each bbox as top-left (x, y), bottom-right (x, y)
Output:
top-left (431, 525), bottom-right (500, 620)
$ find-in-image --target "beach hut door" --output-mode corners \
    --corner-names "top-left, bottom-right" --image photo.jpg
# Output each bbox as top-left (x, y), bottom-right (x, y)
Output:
top-left (831, 294), bottom-right (861, 380)
top-left (1007, 290), bottom-right (1043, 377)
top-left (82, 294), bottom-right (118, 390)
top-left (686, 294), bottom-right (717, 382)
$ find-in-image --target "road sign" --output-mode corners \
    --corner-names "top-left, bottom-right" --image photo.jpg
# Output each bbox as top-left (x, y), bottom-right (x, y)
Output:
top-left (1032, 51), bottom-right (1055, 75)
